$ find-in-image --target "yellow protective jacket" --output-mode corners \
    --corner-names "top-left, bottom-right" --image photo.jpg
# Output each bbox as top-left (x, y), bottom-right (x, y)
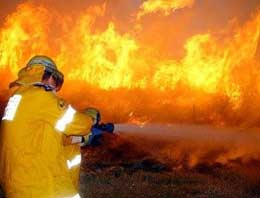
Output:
top-left (0, 84), bottom-right (92, 198)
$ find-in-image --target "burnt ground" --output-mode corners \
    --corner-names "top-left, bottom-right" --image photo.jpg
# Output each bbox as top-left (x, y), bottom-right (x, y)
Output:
top-left (79, 134), bottom-right (260, 198)
top-left (79, 167), bottom-right (259, 198)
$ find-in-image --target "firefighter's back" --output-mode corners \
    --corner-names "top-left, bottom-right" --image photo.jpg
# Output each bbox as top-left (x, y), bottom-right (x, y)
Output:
top-left (0, 86), bottom-right (76, 198)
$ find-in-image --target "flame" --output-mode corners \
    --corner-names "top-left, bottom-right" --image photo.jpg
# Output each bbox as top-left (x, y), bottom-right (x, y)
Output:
top-left (0, 3), bottom-right (52, 74)
top-left (137, 0), bottom-right (195, 19)
top-left (1, 1), bottom-right (260, 167)
top-left (63, 22), bottom-right (138, 89)
top-left (0, 1), bottom-right (259, 125)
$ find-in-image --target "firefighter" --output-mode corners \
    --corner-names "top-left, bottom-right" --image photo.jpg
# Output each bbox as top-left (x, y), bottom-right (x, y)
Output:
top-left (0, 55), bottom-right (97, 198)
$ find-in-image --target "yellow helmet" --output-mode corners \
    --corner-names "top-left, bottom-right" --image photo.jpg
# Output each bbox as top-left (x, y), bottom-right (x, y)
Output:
top-left (27, 55), bottom-right (57, 70)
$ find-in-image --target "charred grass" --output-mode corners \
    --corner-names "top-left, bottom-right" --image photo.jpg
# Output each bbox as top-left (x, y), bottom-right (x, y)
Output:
top-left (79, 135), bottom-right (260, 198)
top-left (79, 164), bottom-right (260, 198)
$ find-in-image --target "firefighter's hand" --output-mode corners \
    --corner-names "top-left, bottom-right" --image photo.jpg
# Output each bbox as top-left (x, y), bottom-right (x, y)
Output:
top-left (84, 108), bottom-right (101, 125)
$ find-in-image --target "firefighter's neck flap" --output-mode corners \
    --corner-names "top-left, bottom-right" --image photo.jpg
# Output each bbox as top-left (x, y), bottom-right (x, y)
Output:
top-left (9, 64), bottom-right (45, 88)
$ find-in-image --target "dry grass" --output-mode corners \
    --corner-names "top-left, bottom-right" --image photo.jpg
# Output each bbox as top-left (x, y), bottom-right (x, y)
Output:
top-left (79, 135), bottom-right (260, 198)
top-left (79, 166), bottom-right (260, 198)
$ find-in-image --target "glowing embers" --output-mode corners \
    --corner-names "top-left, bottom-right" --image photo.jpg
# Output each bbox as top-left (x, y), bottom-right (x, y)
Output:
top-left (55, 105), bottom-right (76, 132)
top-left (2, 95), bottom-right (22, 121)
top-left (67, 154), bottom-right (81, 169)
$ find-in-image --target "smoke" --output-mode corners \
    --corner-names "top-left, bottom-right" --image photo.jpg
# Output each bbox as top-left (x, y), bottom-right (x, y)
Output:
top-left (115, 123), bottom-right (260, 168)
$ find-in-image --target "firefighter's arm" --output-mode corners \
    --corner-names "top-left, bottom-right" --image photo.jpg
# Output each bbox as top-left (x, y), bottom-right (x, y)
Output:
top-left (55, 105), bottom-right (93, 136)
top-left (43, 94), bottom-right (93, 136)
top-left (62, 108), bottom-right (110, 146)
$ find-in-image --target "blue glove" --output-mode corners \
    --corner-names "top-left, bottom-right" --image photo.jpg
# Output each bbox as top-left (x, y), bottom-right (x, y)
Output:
top-left (86, 126), bottom-right (104, 146)
top-left (81, 119), bottom-right (114, 147)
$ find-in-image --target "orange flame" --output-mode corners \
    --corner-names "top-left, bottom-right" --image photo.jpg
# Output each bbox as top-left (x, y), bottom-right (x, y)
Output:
top-left (0, 1), bottom-right (259, 125)
top-left (137, 0), bottom-right (195, 19)
top-left (1, 1), bottom-right (260, 168)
